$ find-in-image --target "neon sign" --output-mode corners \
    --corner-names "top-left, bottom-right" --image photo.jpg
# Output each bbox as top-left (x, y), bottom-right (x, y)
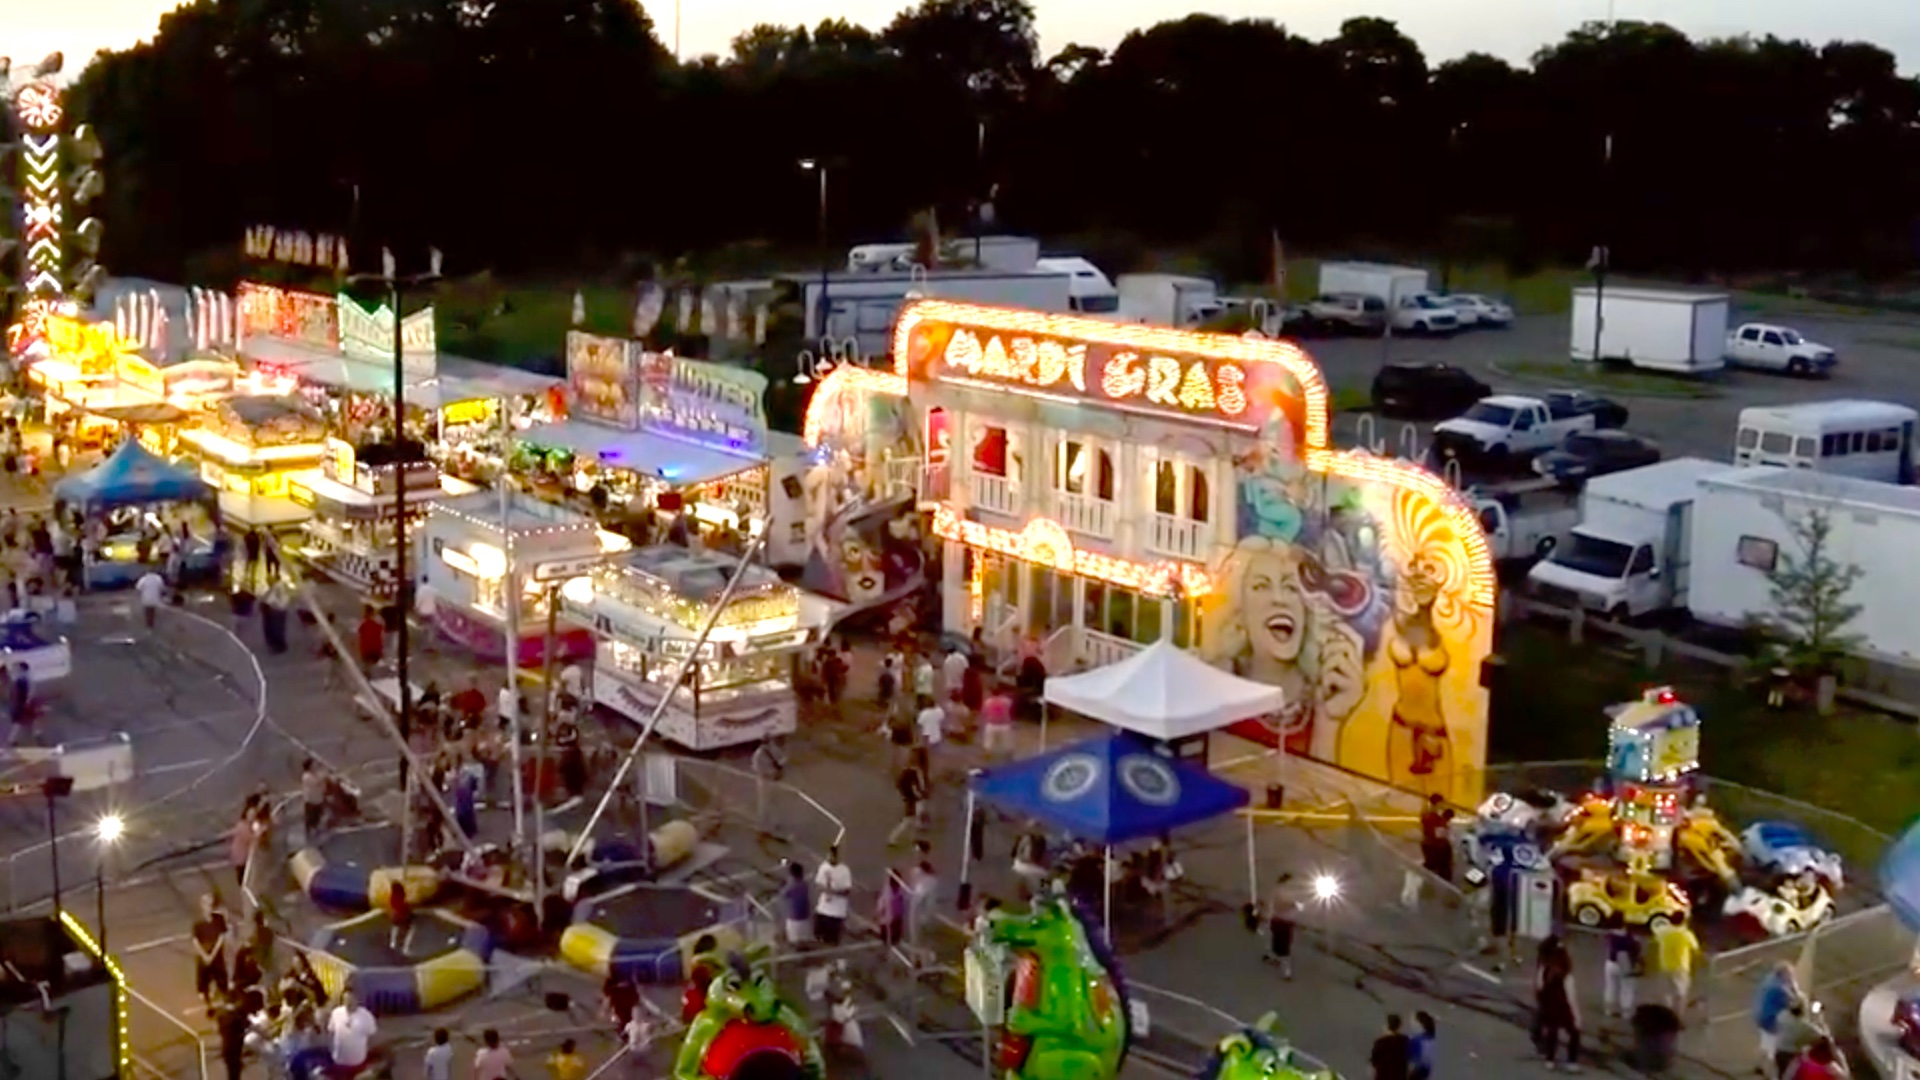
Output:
top-left (238, 283), bottom-right (338, 347)
top-left (10, 80), bottom-right (66, 355)
top-left (932, 506), bottom-right (1211, 599)
top-left (897, 302), bottom-right (1313, 439)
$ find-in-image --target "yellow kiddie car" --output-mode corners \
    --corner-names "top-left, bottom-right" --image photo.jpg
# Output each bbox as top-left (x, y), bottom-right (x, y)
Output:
top-left (1567, 869), bottom-right (1692, 930)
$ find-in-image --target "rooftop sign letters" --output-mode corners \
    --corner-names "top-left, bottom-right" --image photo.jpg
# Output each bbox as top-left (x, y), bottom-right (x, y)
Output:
top-left (238, 283), bottom-right (338, 348)
top-left (338, 293), bottom-right (438, 382)
top-left (639, 354), bottom-right (768, 456)
top-left (895, 300), bottom-right (1314, 443)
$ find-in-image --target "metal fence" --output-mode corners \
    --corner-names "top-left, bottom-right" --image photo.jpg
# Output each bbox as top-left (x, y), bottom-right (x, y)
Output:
top-left (666, 756), bottom-right (848, 872)
top-left (124, 981), bottom-right (211, 1080)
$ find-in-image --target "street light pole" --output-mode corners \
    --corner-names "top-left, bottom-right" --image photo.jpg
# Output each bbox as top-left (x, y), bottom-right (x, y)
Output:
top-left (94, 815), bottom-right (122, 954)
top-left (1589, 134), bottom-right (1614, 364)
top-left (801, 159), bottom-right (829, 347)
top-left (42, 776), bottom-right (73, 921)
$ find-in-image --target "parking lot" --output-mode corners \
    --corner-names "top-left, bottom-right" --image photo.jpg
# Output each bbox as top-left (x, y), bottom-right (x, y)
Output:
top-left (1301, 298), bottom-right (1920, 463)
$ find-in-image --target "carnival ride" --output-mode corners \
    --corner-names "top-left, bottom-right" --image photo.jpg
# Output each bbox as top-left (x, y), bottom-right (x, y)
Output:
top-left (672, 956), bottom-right (825, 1080)
top-left (1195, 1014), bottom-right (1337, 1080)
top-left (1455, 687), bottom-right (1844, 938)
top-left (977, 893), bottom-right (1131, 1080)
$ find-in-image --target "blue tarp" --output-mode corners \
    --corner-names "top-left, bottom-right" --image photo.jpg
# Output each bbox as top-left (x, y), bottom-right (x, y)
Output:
top-left (55, 439), bottom-right (212, 510)
top-left (971, 732), bottom-right (1251, 846)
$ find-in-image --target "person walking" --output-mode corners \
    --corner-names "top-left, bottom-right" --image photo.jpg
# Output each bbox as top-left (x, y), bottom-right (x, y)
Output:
top-left (814, 845), bottom-right (853, 946)
top-left (135, 567), bottom-right (166, 628)
top-left (1262, 872), bottom-right (1298, 979)
top-left (912, 652), bottom-right (936, 703)
top-left (228, 806), bottom-right (263, 890)
top-left (1603, 925), bottom-right (1642, 1019)
top-left (878, 648), bottom-right (902, 709)
top-left (1754, 962), bottom-right (1804, 1075)
top-left (355, 605), bottom-right (385, 671)
top-left (889, 758), bottom-right (929, 846)
top-left (782, 860), bottom-right (814, 947)
top-left (191, 893), bottom-right (229, 1012)
top-left (1653, 915), bottom-right (1704, 1016)
top-left (943, 645), bottom-right (970, 721)
top-left (423, 1028), bottom-right (454, 1080)
top-left (472, 1028), bottom-right (514, 1080)
top-left (301, 758), bottom-right (328, 841)
top-left (1535, 939), bottom-right (1582, 1072)
top-left (915, 694), bottom-right (946, 755)
top-left (1418, 794), bottom-right (1455, 884)
top-left (980, 684), bottom-right (1014, 757)
top-left (1370, 1013), bottom-right (1411, 1080)
top-left (327, 989), bottom-right (378, 1076)
top-left (1409, 1012), bottom-right (1437, 1080)
top-left (1783, 1036), bottom-right (1847, 1080)
top-left (752, 735), bottom-right (787, 826)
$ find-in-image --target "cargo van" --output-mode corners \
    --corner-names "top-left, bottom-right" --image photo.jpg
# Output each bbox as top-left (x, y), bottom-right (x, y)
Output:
top-left (1732, 400), bottom-right (1916, 484)
top-left (1035, 257), bottom-right (1119, 314)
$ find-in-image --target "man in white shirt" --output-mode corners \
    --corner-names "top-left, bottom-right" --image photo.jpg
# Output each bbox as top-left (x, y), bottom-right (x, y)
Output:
top-left (942, 647), bottom-right (969, 702)
top-left (916, 696), bottom-right (946, 748)
top-left (134, 570), bottom-right (166, 628)
top-left (328, 990), bottom-right (377, 1070)
top-left (912, 655), bottom-right (936, 701)
top-left (813, 845), bottom-right (853, 946)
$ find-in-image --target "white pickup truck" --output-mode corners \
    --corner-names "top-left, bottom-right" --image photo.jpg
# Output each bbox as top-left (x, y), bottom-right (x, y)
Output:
top-left (1471, 483), bottom-right (1582, 564)
top-left (1431, 392), bottom-right (1627, 471)
top-left (1724, 323), bottom-right (1837, 377)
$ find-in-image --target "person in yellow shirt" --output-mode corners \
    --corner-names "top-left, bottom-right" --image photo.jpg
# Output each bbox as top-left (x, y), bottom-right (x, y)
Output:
top-left (546, 1037), bottom-right (588, 1080)
top-left (1651, 917), bottom-right (1703, 1014)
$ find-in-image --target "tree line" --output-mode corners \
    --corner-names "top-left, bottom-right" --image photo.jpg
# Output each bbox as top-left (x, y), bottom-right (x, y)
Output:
top-left (59, 0), bottom-right (1920, 286)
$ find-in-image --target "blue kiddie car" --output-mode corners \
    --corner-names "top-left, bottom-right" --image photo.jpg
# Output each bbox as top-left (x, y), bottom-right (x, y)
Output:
top-left (1742, 821), bottom-right (1844, 892)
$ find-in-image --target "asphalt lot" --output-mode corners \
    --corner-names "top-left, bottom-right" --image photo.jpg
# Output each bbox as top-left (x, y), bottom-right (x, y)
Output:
top-left (1303, 300), bottom-right (1920, 464)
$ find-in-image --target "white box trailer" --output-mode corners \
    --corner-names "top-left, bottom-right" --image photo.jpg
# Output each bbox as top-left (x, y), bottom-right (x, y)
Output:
top-left (1317, 262), bottom-right (1429, 305)
top-left (1570, 287), bottom-right (1728, 373)
top-left (803, 269), bottom-right (1072, 359)
top-left (1689, 469), bottom-right (1920, 665)
top-left (1116, 273), bottom-right (1219, 327)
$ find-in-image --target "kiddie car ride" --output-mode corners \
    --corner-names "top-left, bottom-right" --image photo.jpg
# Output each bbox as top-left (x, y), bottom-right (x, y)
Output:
top-left (1453, 790), bottom-right (1572, 872)
top-left (1567, 865), bottom-right (1692, 930)
top-left (1722, 879), bottom-right (1834, 937)
top-left (0, 614), bottom-right (71, 685)
top-left (1743, 822), bottom-right (1845, 892)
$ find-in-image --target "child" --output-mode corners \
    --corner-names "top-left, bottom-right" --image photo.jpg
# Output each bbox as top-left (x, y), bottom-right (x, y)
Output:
top-left (387, 880), bottom-right (415, 955)
top-left (423, 1028), bottom-right (453, 1080)
top-left (547, 1037), bottom-right (587, 1080)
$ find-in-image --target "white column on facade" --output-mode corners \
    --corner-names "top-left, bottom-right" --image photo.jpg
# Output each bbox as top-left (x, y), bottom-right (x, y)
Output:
top-left (1119, 438), bottom-right (1143, 560)
top-left (943, 539), bottom-right (968, 637)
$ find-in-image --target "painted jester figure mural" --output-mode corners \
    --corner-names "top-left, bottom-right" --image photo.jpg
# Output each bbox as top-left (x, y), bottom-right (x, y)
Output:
top-left (888, 300), bottom-right (1496, 806)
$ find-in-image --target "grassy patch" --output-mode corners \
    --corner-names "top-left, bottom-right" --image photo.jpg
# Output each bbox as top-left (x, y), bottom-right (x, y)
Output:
top-left (1494, 624), bottom-right (1920, 837)
top-left (1500, 359), bottom-right (1721, 399)
top-left (1330, 385), bottom-right (1373, 412)
top-left (429, 276), bottom-right (636, 368)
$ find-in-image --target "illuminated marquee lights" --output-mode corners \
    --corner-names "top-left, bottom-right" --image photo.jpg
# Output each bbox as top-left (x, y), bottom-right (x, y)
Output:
top-left (10, 82), bottom-right (69, 356)
top-left (15, 83), bottom-right (63, 130)
top-left (800, 364), bottom-right (908, 448)
top-left (931, 506), bottom-right (1211, 599)
top-left (898, 301), bottom-right (1494, 613)
top-left (57, 910), bottom-right (131, 1078)
top-left (895, 300), bottom-right (1328, 440)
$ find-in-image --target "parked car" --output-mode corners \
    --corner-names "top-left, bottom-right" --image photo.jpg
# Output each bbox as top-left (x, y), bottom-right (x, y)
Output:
top-left (1725, 323), bottom-right (1837, 377)
top-left (1432, 394), bottom-right (1601, 469)
top-left (1533, 430), bottom-right (1663, 483)
top-left (1741, 822), bottom-right (1844, 891)
top-left (1303, 292), bottom-right (1388, 336)
top-left (1543, 389), bottom-right (1630, 430)
top-left (1444, 293), bottom-right (1515, 328)
top-left (1567, 868), bottom-right (1692, 929)
top-left (1391, 292), bottom-right (1462, 335)
top-left (1369, 362), bottom-right (1491, 420)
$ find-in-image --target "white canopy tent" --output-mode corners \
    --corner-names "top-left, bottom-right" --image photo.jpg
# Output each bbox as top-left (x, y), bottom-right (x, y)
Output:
top-left (1042, 640), bottom-right (1284, 742)
top-left (1034, 640), bottom-right (1285, 921)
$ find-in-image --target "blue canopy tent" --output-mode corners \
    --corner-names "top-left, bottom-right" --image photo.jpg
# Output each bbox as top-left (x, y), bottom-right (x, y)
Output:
top-left (54, 440), bottom-right (221, 590)
top-left (965, 732), bottom-right (1253, 935)
top-left (55, 439), bottom-right (211, 510)
top-left (1880, 822), bottom-right (1920, 933)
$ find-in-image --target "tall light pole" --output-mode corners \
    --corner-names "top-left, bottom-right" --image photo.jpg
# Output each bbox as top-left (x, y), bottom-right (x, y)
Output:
top-left (1589, 134), bottom-right (1614, 364)
top-left (349, 248), bottom-right (442, 800)
top-left (93, 814), bottom-right (122, 953)
top-left (799, 159), bottom-right (830, 345)
top-left (41, 776), bottom-right (74, 921)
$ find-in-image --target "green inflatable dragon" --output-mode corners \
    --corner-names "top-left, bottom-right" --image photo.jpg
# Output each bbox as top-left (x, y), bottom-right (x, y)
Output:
top-left (672, 959), bottom-right (825, 1080)
top-left (1197, 1013), bottom-right (1338, 1080)
top-left (982, 894), bottom-right (1130, 1080)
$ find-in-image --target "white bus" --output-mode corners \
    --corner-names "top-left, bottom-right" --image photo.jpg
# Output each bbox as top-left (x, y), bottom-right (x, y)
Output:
top-left (1733, 400), bottom-right (1917, 483)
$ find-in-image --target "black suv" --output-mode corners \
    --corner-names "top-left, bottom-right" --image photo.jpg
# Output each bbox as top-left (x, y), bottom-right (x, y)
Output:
top-left (1369, 362), bottom-right (1491, 420)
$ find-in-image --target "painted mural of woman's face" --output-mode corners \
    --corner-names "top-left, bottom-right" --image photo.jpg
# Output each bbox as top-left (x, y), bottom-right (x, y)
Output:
top-left (1406, 553), bottom-right (1443, 608)
top-left (1315, 609), bottom-right (1368, 720)
top-left (1241, 546), bottom-right (1306, 663)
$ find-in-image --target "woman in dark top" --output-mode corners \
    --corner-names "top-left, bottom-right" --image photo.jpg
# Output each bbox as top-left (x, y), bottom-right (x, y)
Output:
top-left (1535, 942), bottom-right (1581, 1070)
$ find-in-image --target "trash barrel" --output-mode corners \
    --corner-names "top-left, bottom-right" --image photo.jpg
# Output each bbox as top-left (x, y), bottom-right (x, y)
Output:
top-left (1631, 1004), bottom-right (1682, 1072)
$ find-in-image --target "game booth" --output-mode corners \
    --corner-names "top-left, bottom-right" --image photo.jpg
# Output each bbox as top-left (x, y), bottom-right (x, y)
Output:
top-left (286, 438), bottom-right (480, 598)
top-left (512, 333), bottom-right (807, 563)
top-left (174, 394), bottom-right (329, 529)
top-left (419, 489), bottom-right (625, 665)
top-left (55, 439), bottom-right (226, 590)
top-left (562, 544), bottom-right (839, 750)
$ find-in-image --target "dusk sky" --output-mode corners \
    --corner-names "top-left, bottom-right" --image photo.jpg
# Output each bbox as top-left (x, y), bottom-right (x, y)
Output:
top-left (8, 0), bottom-right (1918, 77)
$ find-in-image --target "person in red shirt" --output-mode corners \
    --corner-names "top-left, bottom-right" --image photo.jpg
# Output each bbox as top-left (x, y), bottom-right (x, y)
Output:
top-left (356, 606), bottom-right (385, 670)
top-left (680, 934), bottom-right (721, 1023)
top-left (1786, 1037), bottom-right (1847, 1080)
top-left (387, 881), bottom-right (414, 955)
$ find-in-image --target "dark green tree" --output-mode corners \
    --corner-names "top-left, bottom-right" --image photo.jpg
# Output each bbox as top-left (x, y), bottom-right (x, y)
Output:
top-left (1764, 508), bottom-right (1866, 676)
